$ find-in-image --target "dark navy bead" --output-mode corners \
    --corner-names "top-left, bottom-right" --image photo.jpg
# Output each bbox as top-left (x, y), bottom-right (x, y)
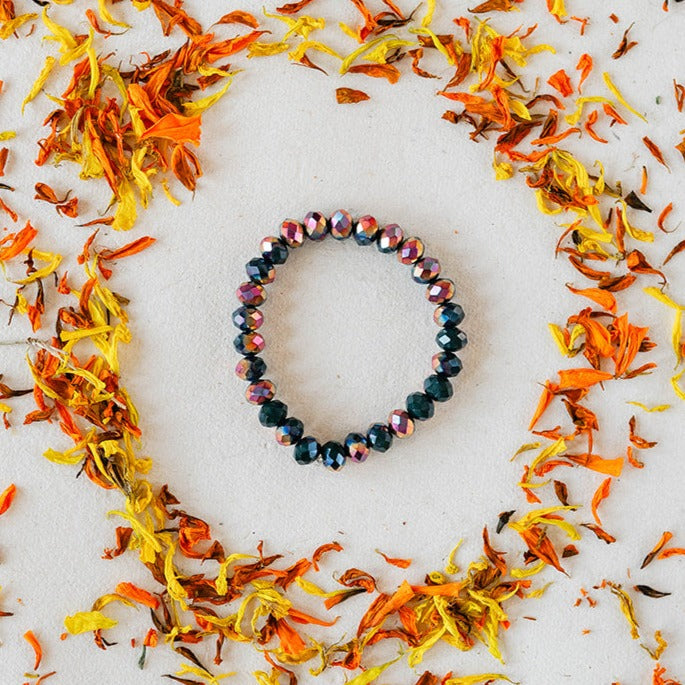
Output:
top-left (432, 351), bottom-right (462, 378)
top-left (434, 302), bottom-right (465, 328)
top-left (232, 306), bottom-right (264, 331)
top-left (235, 356), bottom-right (266, 381)
top-left (246, 257), bottom-right (275, 285)
top-left (260, 236), bottom-right (289, 265)
top-left (436, 327), bottom-right (467, 352)
top-left (294, 436), bottom-right (320, 465)
top-left (259, 400), bottom-right (288, 427)
top-left (406, 392), bottom-right (434, 421)
top-left (234, 331), bottom-right (265, 355)
top-left (276, 418), bottom-right (304, 446)
top-left (330, 210), bottom-right (353, 240)
top-left (367, 423), bottom-right (393, 452)
top-left (344, 432), bottom-right (369, 463)
top-left (424, 374), bottom-right (453, 402)
top-left (353, 215), bottom-right (378, 245)
top-left (321, 441), bottom-right (346, 470)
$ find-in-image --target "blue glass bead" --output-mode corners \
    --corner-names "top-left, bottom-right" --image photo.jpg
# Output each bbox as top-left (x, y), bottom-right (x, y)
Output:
top-left (235, 356), bottom-right (266, 381)
top-left (377, 224), bottom-right (404, 253)
top-left (321, 441), bottom-right (346, 470)
top-left (294, 436), bottom-right (320, 465)
top-left (259, 400), bottom-right (288, 427)
top-left (426, 278), bottom-right (455, 304)
top-left (304, 211), bottom-right (328, 241)
top-left (330, 210), bottom-right (353, 240)
top-left (353, 215), bottom-right (378, 245)
top-left (234, 331), bottom-right (265, 355)
top-left (367, 423), bottom-right (393, 452)
top-left (424, 374), bottom-right (453, 403)
top-left (434, 302), bottom-right (465, 328)
top-left (276, 418), bottom-right (304, 446)
top-left (246, 257), bottom-right (275, 285)
top-left (398, 237), bottom-right (424, 265)
top-left (432, 351), bottom-right (462, 378)
top-left (406, 392), bottom-right (434, 421)
top-left (232, 306), bottom-right (264, 331)
top-left (436, 327), bottom-right (467, 352)
top-left (344, 432), bottom-right (369, 463)
top-left (246, 379), bottom-right (275, 405)
top-left (260, 236), bottom-right (289, 265)
top-left (412, 257), bottom-right (441, 283)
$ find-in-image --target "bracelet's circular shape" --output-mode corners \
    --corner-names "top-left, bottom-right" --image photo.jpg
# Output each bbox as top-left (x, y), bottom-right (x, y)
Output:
top-left (232, 211), bottom-right (467, 471)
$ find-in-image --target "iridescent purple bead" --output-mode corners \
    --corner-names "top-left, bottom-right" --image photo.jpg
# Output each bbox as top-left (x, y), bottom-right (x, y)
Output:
top-left (237, 281), bottom-right (266, 306)
top-left (303, 211), bottom-right (328, 241)
top-left (235, 356), bottom-right (266, 381)
top-left (434, 302), bottom-right (465, 328)
top-left (246, 257), bottom-right (275, 285)
top-left (344, 432), bottom-right (369, 463)
top-left (245, 379), bottom-right (275, 405)
top-left (330, 209), bottom-right (353, 240)
top-left (275, 417), bottom-right (304, 446)
top-left (377, 224), bottom-right (404, 253)
top-left (397, 237), bottom-right (424, 265)
top-left (232, 306), bottom-right (264, 331)
top-left (234, 331), bottom-right (265, 355)
top-left (280, 219), bottom-right (305, 248)
top-left (432, 351), bottom-right (462, 378)
top-left (353, 215), bottom-right (378, 246)
top-left (426, 278), bottom-right (455, 304)
top-left (260, 236), bottom-right (289, 265)
top-left (412, 257), bottom-right (441, 284)
top-left (321, 441), bottom-right (346, 470)
top-left (388, 409), bottom-right (414, 438)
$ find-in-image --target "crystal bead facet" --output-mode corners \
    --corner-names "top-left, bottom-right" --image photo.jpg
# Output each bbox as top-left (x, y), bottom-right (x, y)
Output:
top-left (330, 210), bottom-right (353, 240)
top-left (436, 327), bottom-right (468, 352)
top-left (304, 211), bottom-right (328, 241)
top-left (367, 423), bottom-right (393, 452)
top-left (432, 351), bottom-right (463, 378)
top-left (412, 257), bottom-right (441, 283)
top-left (233, 332), bottom-right (265, 355)
top-left (344, 432), bottom-right (369, 463)
top-left (424, 374), bottom-right (453, 402)
top-left (246, 257), bottom-right (275, 285)
top-left (232, 306), bottom-right (264, 331)
top-left (354, 215), bottom-right (379, 245)
top-left (235, 356), bottom-right (266, 381)
top-left (260, 236), bottom-right (289, 265)
top-left (397, 237), bottom-right (424, 265)
top-left (321, 441), bottom-right (346, 470)
top-left (236, 281), bottom-right (266, 306)
top-left (276, 418), bottom-right (304, 446)
top-left (280, 219), bottom-right (305, 247)
top-left (434, 302), bottom-right (465, 328)
top-left (406, 392), bottom-right (434, 421)
top-left (426, 278), bottom-right (455, 304)
top-left (246, 379), bottom-right (275, 405)
top-left (294, 437), bottom-right (320, 465)
top-left (377, 224), bottom-right (404, 253)
top-left (259, 400), bottom-right (288, 427)
top-left (389, 409), bottom-right (414, 438)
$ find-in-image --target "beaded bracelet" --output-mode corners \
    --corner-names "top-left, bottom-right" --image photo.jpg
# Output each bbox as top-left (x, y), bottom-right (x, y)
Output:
top-left (232, 211), bottom-right (467, 471)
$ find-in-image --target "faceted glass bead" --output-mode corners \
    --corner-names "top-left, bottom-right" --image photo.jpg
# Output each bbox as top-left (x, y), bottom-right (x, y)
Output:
top-left (398, 237), bottom-right (424, 265)
top-left (245, 379), bottom-right (275, 405)
top-left (259, 400), bottom-right (288, 427)
top-left (426, 278), bottom-right (455, 304)
top-left (260, 236), bottom-right (288, 265)
top-left (276, 417), bottom-right (304, 446)
top-left (330, 209), bottom-right (353, 239)
top-left (303, 211), bottom-right (328, 241)
top-left (354, 215), bottom-right (379, 245)
top-left (432, 351), bottom-right (463, 378)
top-left (406, 392), bottom-right (434, 421)
top-left (294, 436), bottom-right (320, 465)
top-left (236, 281), bottom-right (266, 306)
top-left (377, 223), bottom-right (404, 253)
top-left (389, 409), bottom-right (414, 438)
top-left (280, 219), bottom-right (305, 248)
top-left (235, 356), bottom-right (266, 381)
top-left (424, 374), bottom-right (453, 402)
top-left (232, 306), bottom-right (264, 331)
top-left (321, 441), bottom-right (346, 470)
top-left (436, 327), bottom-right (467, 352)
top-left (234, 331), bottom-right (265, 355)
top-left (434, 302), bottom-right (465, 328)
top-left (344, 432), bottom-right (369, 463)
top-left (246, 257), bottom-right (275, 285)
top-left (367, 423), bottom-right (393, 452)
top-left (412, 257), bottom-right (441, 283)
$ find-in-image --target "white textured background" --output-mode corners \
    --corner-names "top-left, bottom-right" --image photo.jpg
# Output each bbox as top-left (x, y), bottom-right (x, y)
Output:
top-left (0, 1), bottom-right (684, 683)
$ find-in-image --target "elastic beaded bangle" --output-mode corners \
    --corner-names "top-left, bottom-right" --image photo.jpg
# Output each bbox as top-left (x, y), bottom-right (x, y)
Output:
top-left (232, 211), bottom-right (467, 471)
